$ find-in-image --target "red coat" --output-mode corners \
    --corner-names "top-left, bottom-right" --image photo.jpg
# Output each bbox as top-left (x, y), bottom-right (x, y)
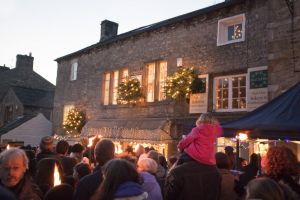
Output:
top-left (178, 123), bottom-right (222, 165)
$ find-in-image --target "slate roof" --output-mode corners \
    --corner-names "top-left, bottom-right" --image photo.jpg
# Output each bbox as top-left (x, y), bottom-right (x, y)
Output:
top-left (0, 68), bottom-right (55, 102)
top-left (11, 86), bottom-right (54, 108)
top-left (55, 0), bottom-right (245, 62)
top-left (0, 114), bottom-right (37, 135)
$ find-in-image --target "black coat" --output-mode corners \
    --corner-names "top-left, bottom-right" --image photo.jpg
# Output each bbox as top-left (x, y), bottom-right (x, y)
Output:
top-left (73, 165), bottom-right (103, 200)
top-left (164, 161), bottom-right (221, 200)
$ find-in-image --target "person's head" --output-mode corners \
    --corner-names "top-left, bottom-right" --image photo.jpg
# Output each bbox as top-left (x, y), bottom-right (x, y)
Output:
top-left (73, 163), bottom-right (91, 181)
top-left (97, 159), bottom-right (141, 200)
top-left (40, 136), bottom-right (54, 152)
top-left (195, 112), bottom-right (218, 126)
top-left (70, 143), bottom-right (84, 154)
top-left (168, 155), bottom-right (178, 168)
top-left (264, 146), bottom-right (299, 179)
top-left (158, 155), bottom-right (168, 170)
top-left (245, 177), bottom-right (284, 200)
top-left (56, 140), bottom-right (69, 155)
top-left (215, 152), bottom-right (230, 169)
top-left (147, 150), bottom-right (159, 163)
top-left (44, 183), bottom-right (73, 200)
top-left (224, 146), bottom-right (234, 155)
top-left (0, 148), bottom-right (28, 187)
top-left (249, 153), bottom-right (259, 165)
top-left (135, 145), bottom-right (144, 157)
top-left (94, 139), bottom-right (115, 166)
top-left (35, 158), bottom-right (63, 194)
top-left (137, 158), bottom-right (158, 173)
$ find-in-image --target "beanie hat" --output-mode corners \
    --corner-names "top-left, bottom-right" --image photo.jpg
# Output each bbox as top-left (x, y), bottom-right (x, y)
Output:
top-left (114, 181), bottom-right (144, 198)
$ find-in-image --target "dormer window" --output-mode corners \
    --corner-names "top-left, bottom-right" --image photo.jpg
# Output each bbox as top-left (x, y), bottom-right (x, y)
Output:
top-left (217, 14), bottom-right (245, 46)
top-left (70, 62), bottom-right (78, 81)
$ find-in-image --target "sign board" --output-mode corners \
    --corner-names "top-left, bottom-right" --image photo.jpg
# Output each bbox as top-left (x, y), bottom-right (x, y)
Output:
top-left (247, 66), bottom-right (268, 111)
top-left (189, 74), bottom-right (208, 113)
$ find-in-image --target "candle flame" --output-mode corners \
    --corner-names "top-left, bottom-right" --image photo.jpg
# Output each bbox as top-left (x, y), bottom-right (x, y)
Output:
top-left (6, 144), bottom-right (10, 150)
top-left (88, 136), bottom-right (97, 147)
top-left (53, 164), bottom-right (61, 186)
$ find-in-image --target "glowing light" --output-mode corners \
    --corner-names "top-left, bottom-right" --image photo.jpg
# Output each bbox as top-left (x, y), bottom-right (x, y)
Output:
top-left (53, 164), bottom-right (61, 186)
top-left (6, 144), bottom-right (10, 150)
top-left (236, 132), bottom-right (248, 141)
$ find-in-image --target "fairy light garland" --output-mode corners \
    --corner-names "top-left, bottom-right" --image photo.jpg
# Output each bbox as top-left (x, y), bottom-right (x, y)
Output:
top-left (63, 108), bottom-right (86, 136)
top-left (117, 77), bottom-right (143, 104)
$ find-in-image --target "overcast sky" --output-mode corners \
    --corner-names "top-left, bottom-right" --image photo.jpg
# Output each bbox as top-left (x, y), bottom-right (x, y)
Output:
top-left (0, 0), bottom-right (224, 85)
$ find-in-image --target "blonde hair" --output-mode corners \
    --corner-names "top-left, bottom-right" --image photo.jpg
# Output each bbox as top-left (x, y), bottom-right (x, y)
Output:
top-left (195, 112), bottom-right (218, 126)
top-left (137, 158), bottom-right (158, 173)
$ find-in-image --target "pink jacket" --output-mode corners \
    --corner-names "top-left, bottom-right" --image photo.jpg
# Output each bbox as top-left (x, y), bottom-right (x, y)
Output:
top-left (178, 123), bottom-right (222, 165)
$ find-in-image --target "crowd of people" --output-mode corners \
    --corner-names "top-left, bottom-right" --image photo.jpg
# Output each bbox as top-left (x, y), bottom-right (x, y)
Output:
top-left (0, 113), bottom-right (299, 200)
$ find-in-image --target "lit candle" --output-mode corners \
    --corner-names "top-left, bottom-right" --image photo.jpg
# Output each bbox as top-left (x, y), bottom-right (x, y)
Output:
top-left (53, 164), bottom-right (61, 186)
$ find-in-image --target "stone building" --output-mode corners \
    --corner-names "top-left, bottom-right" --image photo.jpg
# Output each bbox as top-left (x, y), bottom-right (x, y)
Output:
top-left (0, 54), bottom-right (55, 128)
top-left (53, 0), bottom-right (300, 156)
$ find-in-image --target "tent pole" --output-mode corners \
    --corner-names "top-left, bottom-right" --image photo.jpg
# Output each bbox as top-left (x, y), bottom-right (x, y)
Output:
top-left (236, 138), bottom-right (240, 170)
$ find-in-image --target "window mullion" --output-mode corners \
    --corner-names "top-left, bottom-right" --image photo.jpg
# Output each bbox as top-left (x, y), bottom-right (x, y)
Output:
top-left (228, 77), bottom-right (233, 109)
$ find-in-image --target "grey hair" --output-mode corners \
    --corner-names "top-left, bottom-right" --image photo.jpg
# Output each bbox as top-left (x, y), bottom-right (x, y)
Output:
top-left (0, 148), bottom-right (29, 169)
top-left (137, 158), bottom-right (158, 173)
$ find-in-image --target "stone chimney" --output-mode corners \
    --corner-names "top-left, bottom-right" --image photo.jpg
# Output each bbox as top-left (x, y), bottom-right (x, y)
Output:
top-left (16, 53), bottom-right (34, 71)
top-left (100, 20), bottom-right (118, 41)
top-left (0, 64), bottom-right (10, 73)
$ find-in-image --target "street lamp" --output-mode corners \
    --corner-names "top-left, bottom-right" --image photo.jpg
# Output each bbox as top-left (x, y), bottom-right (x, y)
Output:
top-left (235, 132), bottom-right (248, 170)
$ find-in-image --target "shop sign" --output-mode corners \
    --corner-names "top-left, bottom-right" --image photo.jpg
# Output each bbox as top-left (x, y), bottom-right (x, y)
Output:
top-left (189, 74), bottom-right (208, 113)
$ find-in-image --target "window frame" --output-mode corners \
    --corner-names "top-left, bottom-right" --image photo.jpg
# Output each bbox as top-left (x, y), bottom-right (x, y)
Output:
top-left (217, 14), bottom-right (246, 46)
top-left (70, 61), bottom-right (78, 81)
top-left (213, 73), bottom-right (248, 112)
top-left (145, 60), bottom-right (168, 103)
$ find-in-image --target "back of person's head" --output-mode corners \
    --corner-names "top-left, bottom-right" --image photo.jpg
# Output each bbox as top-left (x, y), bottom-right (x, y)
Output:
top-left (196, 112), bottom-right (218, 126)
top-left (56, 140), bottom-right (69, 155)
top-left (94, 139), bottom-right (115, 166)
top-left (73, 163), bottom-right (91, 180)
top-left (61, 156), bottom-right (77, 176)
top-left (70, 143), bottom-right (84, 153)
top-left (215, 152), bottom-right (230, 169)
top-left (137, 158), bottom-right (158, 173)
top-left (158, 155), bottom-right (168, 170)
top-left (0, 148), bottom-right (28, 169)
top-left (95, 159), bottom-right (141, 200)
top-left (40, 136), bottom-right (54, 152)
top-left (44, 183), bottom-right (73, 200)
top-left (246, 177), bottom-right (284, 200)
top-left (249, 153), bottom-right (259, 165)
top-left (144, 147), bottom-right (150, 154)
top-left (147, 150), bottom-right (159, 163)
top-left (265, 146), bottom-right (299, 179)
top-left (224, 146), bottom-right (234, 155)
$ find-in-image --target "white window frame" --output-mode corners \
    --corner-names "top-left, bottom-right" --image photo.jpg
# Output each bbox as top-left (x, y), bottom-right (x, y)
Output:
top-left (70, 62), bottom-right (78, 81)
top-left (63, 104), bottom-right (74, 123)
top-left (213, 74), bottom-right (248, 112)
top-left (103, 73), bottom-right (111, 105)
top-left (217, 14), bottom-right (246, 46)
top-left (112, 70), bottom-right (119, 105)
top-left (158, 61), bottom-right (167, 101)
top-left (146, 63), bottom-right (156, 102)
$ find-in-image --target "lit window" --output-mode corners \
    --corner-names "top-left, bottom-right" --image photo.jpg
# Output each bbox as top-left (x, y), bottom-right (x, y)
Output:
top-left (214, 74), bottom-right (246, 111)
top-left (146, 61), bottom-right (168, 102)
top-left (104, 73), bottom-right (110, 105)
top-left (217, 14), bottom-right (245, 46)
top-left (146, 63), bottom-right (156, 102)
top-left (158, 61), bottom-right (167, 101)
top-left (102, 68), bottom-right (128, 106)
top-left (70, 62), bottom-right (78, 81)
top-left (112, 71), bottom-right (119, 105)
top-left (63, 104), bottom-right (74, 123)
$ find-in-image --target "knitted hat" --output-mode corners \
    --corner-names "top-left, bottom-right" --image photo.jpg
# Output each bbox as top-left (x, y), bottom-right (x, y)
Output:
top-left (114, 181), bottom-right (144, 198)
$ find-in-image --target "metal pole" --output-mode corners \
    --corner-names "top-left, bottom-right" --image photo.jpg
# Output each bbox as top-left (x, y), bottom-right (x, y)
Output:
top-left (236, 138), bottom-right (240, 170)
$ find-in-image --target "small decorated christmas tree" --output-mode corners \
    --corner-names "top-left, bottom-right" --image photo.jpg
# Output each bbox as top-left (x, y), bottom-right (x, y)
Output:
top-left (117, 77), bottom-right (143, 104)
top-left (63, 108), bottom-right (86, 136)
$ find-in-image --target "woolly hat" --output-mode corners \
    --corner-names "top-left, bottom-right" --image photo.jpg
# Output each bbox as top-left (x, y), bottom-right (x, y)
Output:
top-left (114, 181), bottom-right (144, 198)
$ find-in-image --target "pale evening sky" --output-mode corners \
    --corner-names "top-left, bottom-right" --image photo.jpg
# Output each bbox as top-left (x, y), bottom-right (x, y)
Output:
top-left (0, 0), bottom-right (224, 85)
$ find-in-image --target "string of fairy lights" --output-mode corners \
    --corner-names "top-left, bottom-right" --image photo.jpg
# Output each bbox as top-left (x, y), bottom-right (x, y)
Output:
top-left (63, 108), bottom-right (86, 135)
top-left (164, 67), bottom-right (196, 100)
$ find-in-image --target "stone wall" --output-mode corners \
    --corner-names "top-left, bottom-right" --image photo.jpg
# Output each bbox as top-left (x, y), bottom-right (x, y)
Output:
top-left (53, 0), bottom-right (299, 135)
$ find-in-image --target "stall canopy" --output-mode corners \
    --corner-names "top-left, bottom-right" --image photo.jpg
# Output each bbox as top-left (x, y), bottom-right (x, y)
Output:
top-left (222, 82), bottom-right (300, 140)
top-left (81, 118), bottom-right (173, 143)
